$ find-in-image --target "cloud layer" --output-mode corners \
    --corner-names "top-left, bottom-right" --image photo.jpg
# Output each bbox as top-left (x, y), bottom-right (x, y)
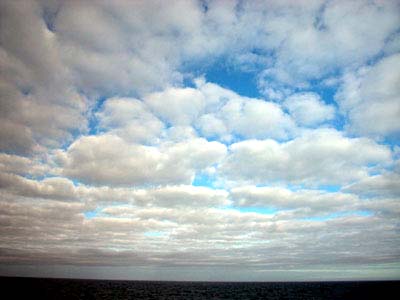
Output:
top-left (0, 0), bottom-right (399, 281)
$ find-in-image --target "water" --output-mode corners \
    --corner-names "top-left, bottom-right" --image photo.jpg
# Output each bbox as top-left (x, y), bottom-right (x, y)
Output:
top-left (1, 277), bottom-right (399, 299)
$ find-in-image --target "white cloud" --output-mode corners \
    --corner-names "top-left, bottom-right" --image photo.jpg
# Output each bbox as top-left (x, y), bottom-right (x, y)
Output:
top-left (96, 97), bottom-right (164, 144)
top-left (0, 0), bottom-right (399, 279)
top-left (336, 53), bottom-right (400, 138)
top-left (129, 185), bottom-right (230, 208)
top-left (197, 114), bottom-right (229, 140)
top-left (2, 0), bottom-right (398, 155)
top-left (218, 96), bottom-right (295, 140)
top-left (59, 134), bottom-right (227, 186)
top-left (195, 81), bottom-right (296, 140)
top-left (140, 80), bottom-right (297, 141)
top-left (256, 0), bottom-right (400, 86)
top-left (52, 0), bottom-right (205, 96)
top-left (145, 87), bottom-right (205, 126)
top-left (231, 186), bottom-right (358, 212)
top-left (283, 93), bottom-right (335, 127)
top-left (221, 129), bottom-right (392, 186)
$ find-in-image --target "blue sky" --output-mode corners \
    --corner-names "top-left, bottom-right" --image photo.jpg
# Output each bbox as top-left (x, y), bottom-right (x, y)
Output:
top-left (0, 0), bottom-right (399, 281)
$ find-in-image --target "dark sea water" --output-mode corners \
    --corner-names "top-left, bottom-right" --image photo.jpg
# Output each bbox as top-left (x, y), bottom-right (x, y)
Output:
top-left (1, 277), bottom-right (399, 299)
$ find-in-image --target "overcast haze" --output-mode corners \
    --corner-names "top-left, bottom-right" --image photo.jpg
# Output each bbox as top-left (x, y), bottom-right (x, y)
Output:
top-left (0, 0), bottom-right (400, 281)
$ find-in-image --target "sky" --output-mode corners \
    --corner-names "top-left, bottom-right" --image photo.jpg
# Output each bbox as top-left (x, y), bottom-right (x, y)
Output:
top-left (0, 0), bottom-right (400, 281)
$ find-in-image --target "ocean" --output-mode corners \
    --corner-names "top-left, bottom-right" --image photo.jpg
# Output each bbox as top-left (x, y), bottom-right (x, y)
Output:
top-left (1, 277), bottom-right (399, 299)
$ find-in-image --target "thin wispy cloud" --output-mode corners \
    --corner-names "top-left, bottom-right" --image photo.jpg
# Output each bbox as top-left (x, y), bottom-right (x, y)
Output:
top-left (0, 0), bottom-right (399, 281)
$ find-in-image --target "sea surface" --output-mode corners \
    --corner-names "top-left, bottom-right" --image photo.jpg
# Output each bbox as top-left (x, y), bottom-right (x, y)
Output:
top-left (1, 277), bottom-right (399, 299)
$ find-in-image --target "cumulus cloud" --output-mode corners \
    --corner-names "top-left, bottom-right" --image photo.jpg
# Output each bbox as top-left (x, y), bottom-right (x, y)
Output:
top-left (145, 87), bottom-right (205, 126)
top-left (221, 129), bottom-right (392, 186)
top-left (0, 153), bottom-right (48, 176)
top-left (188, 80), bottom-right (296, 140)
top-left (336, 53), bottom-right (400, 138)
top-left (0, 1), bottom-right (87, 154)
top-left (256, 0), bottom-right (400, 88)
top-left (58, 134), bottom-right (227, 187)
top-left (130, 185), bottom-right (230, 208)
top-left (343, 172), bottom-right (400, 198)
top-left (0, 0), bottom-right (399, 280)
top-left (231, 186), bottom-right (359, 214)
top-left (96, 97), bottom-right (164, 144)
top-left (0, 174), bottom-right (76, 201)
top-left (283, 93), bottom-right (335, 127)
top-left (50, 0), bottom-right (206, 96)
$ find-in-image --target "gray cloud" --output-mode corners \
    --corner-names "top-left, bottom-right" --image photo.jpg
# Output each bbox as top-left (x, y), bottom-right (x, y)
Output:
top-left (0, 0), bottom-right (87, 154)
top-left (343, 171), bottom-right (400, 198)
top-left (0, 194), bottom-right (399, 274)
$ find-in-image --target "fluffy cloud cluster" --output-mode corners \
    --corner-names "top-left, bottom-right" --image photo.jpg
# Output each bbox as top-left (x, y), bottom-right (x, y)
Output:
top-left (56, 134), bottom-right (226, 186)
top-left (336, 53), bottom-right (400, 138)
top-left (0, 0), bottom-right (399, 280)
top-left (221, 129), bottom-right (392, 186)
top-left (283, 93), bottom-right (335, 127)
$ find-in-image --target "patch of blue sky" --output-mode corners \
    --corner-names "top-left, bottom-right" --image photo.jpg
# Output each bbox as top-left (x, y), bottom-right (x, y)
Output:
top-left (84, 211), bottom-right (98, 219)
top-left (294, 184), bottom-right (340, 193)
top-left (222, 203), bottom-right (278, 215)
top-left (303, 210), bottom-right (373, 222)
top-left (258, 183), bottom-right (342, 193)
top-left (315, 185), bottom-right (342, 193)
top-left (88, 96), bottom-right (108, 136)
top-left (70, 178), bottom-right (83, 186)
top-left (234, 206), bottom-right (278, 215)
top-left (306, 77), bottom-right (339, 105)
top-left (83, 206), bottom-right (110, 219)
top-left (206, 68), bottom-right (260, 98)
top-left (144, 231), bottom-right (165, 237)
top-left (302, 77), bottom-right (345, 131)
top-left (198, 59), bottom-right (261, 98)
top-left (23, 173), bottom-right (51, 181)
top-left (192, 173), bottom-right (216, 189)
top-left (382, 134), bottom-right (400, 148)
top-left (366, 163), bottom-right (384, 176)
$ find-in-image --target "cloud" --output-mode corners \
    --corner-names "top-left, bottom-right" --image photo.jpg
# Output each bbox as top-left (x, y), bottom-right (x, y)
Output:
top-left (256, 0), bottom-right (400, 87)
top-left (336, 53), bottom-right (400, 138)
top-left (1, 0), bottom-right (398, 154)
top-left (231, 186), bottom-right (358, 214)
top-left (58, 134), bottom-right (227, 187)
top-left (1, 193), bottom-right (399, 271)
top-left (0, 0), bottom-right (399, 280)
top-left (0, 0), bottom-right (87, 154)
top-left (221, 128), bottom-right (392, 186)
top-left (128, 185), bottom-right (230, 208)
top-left (0, 174), bottom-right (76, 201)
top-left (96, 97), bottom-right (164, 144)
top-left (283, 92), bottom-right (335, 127)
top-left (343, 172), bottom-right (400, 198)
top-left (51, 0), bottom-right (205, 96)
top-left (0, 152), bottom-right (47, 177)
top-left (196, 80), bottom-right (296, 140)
top-left (145, 87), bottom-right (205, 126)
